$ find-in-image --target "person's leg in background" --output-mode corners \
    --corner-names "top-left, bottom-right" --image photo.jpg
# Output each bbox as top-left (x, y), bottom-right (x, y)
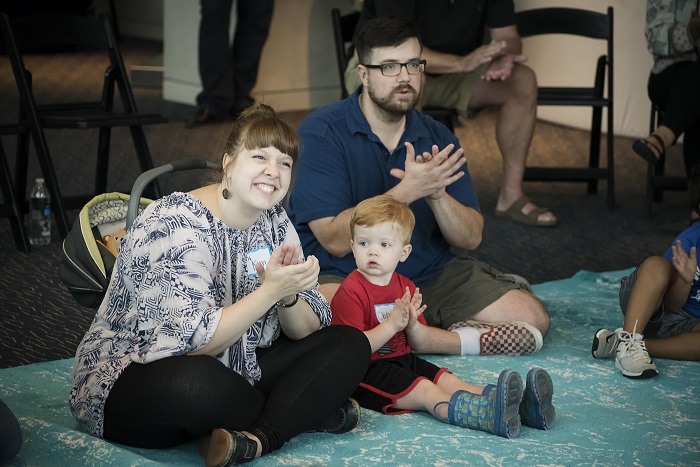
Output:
top-left (230, 0), bottom-right (275, 117)
top-left (188, 0), bottom-right (235, 125)
top-left (663, 61), bottom-right (700, 176)
top-left (643, 61), bottom-right (700, 169)
top-left (467, 64), bottom-right (556, 226)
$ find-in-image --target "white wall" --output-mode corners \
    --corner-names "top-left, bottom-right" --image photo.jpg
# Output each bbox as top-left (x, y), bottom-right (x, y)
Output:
top-left (162, 0), bottom-right (355, 112)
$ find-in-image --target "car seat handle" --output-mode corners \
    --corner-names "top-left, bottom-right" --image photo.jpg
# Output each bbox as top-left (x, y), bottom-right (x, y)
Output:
top-left (126, 158), bottom-right (218, 229)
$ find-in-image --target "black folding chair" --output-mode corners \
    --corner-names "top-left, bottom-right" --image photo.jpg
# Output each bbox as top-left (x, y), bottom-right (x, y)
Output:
top-left (516, 7), bottom-right (615, 209)
top-left (0, 123), bottom-right (30, 252)
top-left (331, 8), bottom-right (360, 101)
top-left (0, 12), bottom-right (168, 238)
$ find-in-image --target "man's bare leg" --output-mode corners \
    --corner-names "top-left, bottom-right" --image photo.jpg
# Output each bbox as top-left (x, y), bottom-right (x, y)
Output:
top-left (468, 64), bottom-right (556, 224)
top-left (469, 289), bottom-right (550, 336)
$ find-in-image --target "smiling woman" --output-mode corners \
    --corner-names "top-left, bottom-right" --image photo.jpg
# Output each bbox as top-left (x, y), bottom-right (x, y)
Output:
top-left (211, 146), bottom-right (295, 229)
top-left (68, 104), bottom-right (371, 466)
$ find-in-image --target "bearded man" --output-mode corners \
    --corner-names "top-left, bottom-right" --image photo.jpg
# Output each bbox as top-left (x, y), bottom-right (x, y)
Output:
top-left (287, 16), bottom-right (550, 357)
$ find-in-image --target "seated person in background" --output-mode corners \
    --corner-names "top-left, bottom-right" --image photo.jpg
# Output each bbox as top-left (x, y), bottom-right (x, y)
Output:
top-left (593, 166), bottom-right (700, 379)
top-left (287, 15), bottom-right (550, 356)
top-left (633, 0), bottom-right (700, 197)
top-left (345, 0), bottom-right (556, 227)
top-left (70, 105), bottom-right (370, 466)
top-left (331, 194), bottom-right (555, 439)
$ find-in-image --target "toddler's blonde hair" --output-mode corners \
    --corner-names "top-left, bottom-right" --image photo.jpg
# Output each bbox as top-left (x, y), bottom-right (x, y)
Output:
top-left (350, 194), bottom-right (415, 245)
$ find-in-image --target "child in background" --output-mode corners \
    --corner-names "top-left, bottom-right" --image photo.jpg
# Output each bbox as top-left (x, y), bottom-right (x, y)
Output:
top-left (593, 166), bottom-right (700, 378)
top-left (331, 194), bottom-right (556, 438)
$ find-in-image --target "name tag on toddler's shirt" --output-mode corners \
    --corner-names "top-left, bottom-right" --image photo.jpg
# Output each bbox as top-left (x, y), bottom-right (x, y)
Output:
top-left (246, 246), bottom-right (272, 276)
top-left (374, 303), bottom-right (394, 323)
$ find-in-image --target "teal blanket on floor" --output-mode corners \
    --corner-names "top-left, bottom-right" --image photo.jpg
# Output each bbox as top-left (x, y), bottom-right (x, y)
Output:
top-left (2, 269), bottom-right (699, 466)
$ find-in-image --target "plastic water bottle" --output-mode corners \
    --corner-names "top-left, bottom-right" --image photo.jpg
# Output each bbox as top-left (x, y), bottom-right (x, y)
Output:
top-left (28, 177), bottom-right (51, 246)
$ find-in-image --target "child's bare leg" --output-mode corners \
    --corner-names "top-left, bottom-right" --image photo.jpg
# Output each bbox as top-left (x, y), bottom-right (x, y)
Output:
top-left (393, 374), bottom-right (485, 418)
top-left (623, 256), bottom-right (673, 333)
top-left (393, 379), bottom-right (454, 415)
top-left (646, 325), bottom-right (700, 360)
top-left (435, 372), bottom-right (482, 396)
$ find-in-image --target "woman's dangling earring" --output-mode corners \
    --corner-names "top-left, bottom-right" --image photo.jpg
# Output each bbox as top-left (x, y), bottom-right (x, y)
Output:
top-left (221, 154), bottom-right (231, 199)
top-left (222, 178), bottom-right (230, 199)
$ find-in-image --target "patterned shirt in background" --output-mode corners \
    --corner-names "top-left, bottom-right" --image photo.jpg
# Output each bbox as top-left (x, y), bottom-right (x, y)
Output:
top-left (69, 192), bottom-right (331, 438)
top-left (646, 0), bottom-right (699, 74)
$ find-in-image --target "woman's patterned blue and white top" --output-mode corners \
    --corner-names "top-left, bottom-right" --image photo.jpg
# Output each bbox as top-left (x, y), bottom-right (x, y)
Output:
top-left (646, 0), bottom-right (699, 74)
top-left (69, 192), bottom-right (331, 438)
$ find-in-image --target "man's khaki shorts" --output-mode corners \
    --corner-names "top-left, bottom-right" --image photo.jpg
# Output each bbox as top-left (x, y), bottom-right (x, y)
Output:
top-left (321, 254), bottom-right (527, 329)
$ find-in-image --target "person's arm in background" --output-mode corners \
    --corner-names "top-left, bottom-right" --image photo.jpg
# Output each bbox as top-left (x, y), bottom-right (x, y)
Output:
top-left (308, 210), bottom-right (354, 258)
top-left (363, 0), bottom-right (521, 77)
top-left (480, 25), bottom-right (527, 81)
top-left (420, 41), bottom-right (509, 75)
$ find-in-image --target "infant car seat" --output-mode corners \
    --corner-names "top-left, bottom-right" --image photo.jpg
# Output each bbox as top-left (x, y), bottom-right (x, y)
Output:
top-left (59, 158), bottom-right (217, 308)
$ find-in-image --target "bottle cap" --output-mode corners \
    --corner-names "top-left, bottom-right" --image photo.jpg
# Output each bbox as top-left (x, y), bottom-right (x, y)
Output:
top-left (36, 177), bottom-right (44, 183)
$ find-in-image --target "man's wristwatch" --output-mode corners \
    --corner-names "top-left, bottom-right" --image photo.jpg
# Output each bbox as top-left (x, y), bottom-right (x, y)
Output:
top-left (276, 293), bottom-right (299, 308)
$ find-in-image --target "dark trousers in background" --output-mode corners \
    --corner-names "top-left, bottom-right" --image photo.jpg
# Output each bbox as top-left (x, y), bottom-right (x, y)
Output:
top-left (196, 0), bottom-right (274, 117)
top-left (648, 60), bottom-right (700, 174)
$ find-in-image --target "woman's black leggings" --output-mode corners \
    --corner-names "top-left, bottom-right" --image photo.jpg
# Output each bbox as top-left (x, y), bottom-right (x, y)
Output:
top-left (647, 60), bottom-right (700, 174)
top-left (103, 325), bottom-right (370, 453)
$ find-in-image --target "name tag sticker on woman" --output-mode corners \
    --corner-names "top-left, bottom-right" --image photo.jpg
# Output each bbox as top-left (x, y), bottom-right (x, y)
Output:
top-left (246, 245), bottom-right (272, 276)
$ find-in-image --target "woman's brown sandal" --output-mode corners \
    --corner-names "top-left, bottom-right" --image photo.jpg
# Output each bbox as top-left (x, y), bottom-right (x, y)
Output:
top-left (632, 133), bottom-right (666, 166)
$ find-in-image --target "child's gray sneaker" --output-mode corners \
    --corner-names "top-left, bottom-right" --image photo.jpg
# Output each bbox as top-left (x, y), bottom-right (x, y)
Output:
top-left (615, 330), bottom-right (659, 379)
top-left (591, 328), bottom-right (621, 359)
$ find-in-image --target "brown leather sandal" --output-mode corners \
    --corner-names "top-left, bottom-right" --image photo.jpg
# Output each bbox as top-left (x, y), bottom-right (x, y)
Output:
top-left (632, 133), bottom-right (666, 165)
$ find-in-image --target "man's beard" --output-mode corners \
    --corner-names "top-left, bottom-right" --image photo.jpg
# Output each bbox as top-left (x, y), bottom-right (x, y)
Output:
top-left (367, 84), bottom-right (420, 117)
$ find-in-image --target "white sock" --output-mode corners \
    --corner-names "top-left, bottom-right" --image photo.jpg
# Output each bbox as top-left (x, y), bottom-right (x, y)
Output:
top-left (452, 327), bottom-right (482, 355)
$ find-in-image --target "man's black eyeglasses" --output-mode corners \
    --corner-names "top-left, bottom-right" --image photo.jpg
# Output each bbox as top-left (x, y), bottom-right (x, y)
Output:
top-left (362, 60), bottom-right (426, 76)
